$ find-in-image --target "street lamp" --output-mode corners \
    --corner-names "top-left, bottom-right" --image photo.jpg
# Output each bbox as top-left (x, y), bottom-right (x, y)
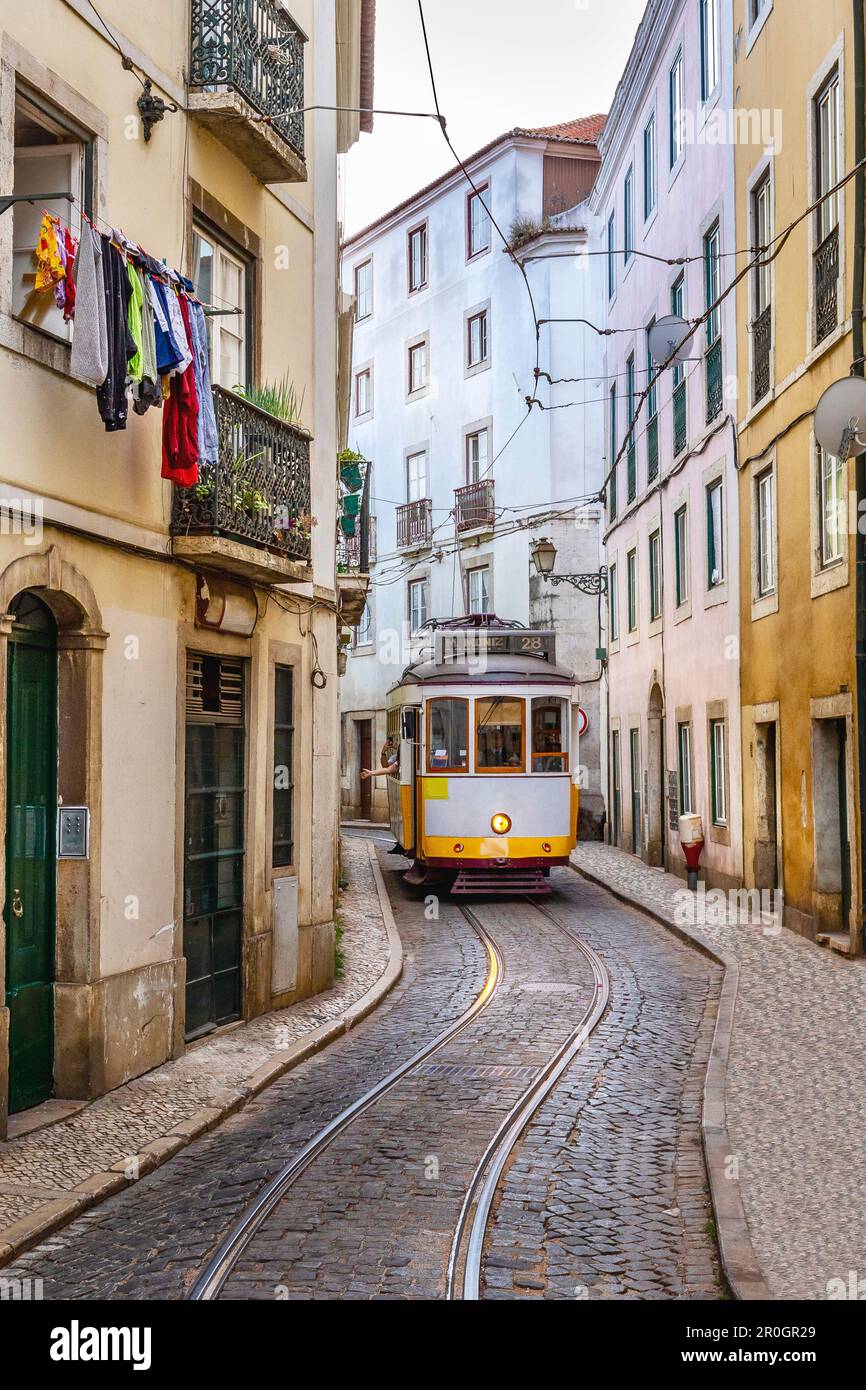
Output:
top-left (530, 538), bottom-right (608, 595)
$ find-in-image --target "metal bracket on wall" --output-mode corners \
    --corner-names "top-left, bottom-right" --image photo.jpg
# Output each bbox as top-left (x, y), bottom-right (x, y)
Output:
top-left (544, 568), bottom-right (609, 596)
top-left (0, 192), bottom-right (74, 217)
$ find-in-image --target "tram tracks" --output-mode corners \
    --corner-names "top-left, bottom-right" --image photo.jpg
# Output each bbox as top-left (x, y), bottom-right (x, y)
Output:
top-left (187, 895), bottom-right (609, 1302)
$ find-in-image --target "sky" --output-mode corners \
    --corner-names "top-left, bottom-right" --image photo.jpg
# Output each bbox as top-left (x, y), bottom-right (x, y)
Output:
top-left (343, 0), bottom-right (648, 236)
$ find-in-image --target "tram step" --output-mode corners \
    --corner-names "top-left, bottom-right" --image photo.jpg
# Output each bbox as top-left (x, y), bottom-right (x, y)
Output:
top-left (452, 870), bottom-right (550, 897)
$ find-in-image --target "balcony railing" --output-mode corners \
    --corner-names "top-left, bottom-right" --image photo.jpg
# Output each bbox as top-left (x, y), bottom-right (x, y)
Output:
top-left (338, 516), bottom-right (377, 571)
top-left (815, 223), bottom-right (839, 345)
top-left (189, 0), bottom-right (306, 158)
top-left (705, 338), bottom-right (724, 424)
top-left (673, 379), bottom-right (687, 455)
top-left (455, 479), bottom-right (495, 532)
top-left (752, 304), bottom-right (772, 404)
top-left (171, 385), bottom-right (311, 562)
top-left (647, 415), bottom-right (659, 483)
top-left (396, 498), bottom-right (433, 550)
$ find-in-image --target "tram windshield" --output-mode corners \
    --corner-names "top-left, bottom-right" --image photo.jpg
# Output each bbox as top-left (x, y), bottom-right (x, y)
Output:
top-left (476, 697), bottom-right (525, 772)
top-left (532, 697), bottom-right (569, 773)
top-left (427, 698), bottom-right (468, 772)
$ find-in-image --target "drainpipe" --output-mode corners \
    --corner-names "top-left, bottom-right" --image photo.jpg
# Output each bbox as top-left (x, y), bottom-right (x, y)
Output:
top-left (853, 0), bottom-right (866, 952)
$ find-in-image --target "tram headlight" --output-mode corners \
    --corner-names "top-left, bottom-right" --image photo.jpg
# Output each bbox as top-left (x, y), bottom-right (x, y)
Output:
top-left (453, 842), bottom-right (464, 853)
top-left (491, 813), bottom-right (512, 835)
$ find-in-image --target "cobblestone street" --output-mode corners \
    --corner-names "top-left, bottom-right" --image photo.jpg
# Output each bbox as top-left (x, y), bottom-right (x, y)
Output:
top-left (3, 846), bottom-right (723, 1301)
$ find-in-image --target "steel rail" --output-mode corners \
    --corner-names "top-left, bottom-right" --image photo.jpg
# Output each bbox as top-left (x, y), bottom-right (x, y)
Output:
top-left (446, 898), bottom-right (610, 1301)
top-left (186, 909), bottom-right (503, 1301)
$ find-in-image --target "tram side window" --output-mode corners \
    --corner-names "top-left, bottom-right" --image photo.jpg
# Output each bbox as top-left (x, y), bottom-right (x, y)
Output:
top-left (532, 698), bottom-right (569, 773)
top-left (427, 698), bottom-right (468, 772)
top-left (476, 697), bottom-right (525, 772)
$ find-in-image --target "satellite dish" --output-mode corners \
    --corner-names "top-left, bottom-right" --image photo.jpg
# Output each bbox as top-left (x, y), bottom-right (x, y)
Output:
top-left (814, 376), bottom-right (866, 461)
top-left (648, 314), bottom-right (694, 367)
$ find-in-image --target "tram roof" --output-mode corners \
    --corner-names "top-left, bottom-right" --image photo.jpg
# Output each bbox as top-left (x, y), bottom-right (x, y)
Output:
top-left (388, 652), bottom-right (577, 694)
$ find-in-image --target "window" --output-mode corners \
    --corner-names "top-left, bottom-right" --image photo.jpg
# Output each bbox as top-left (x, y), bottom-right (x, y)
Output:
top-left (12, 89), bottom-right (91, 342)
top-left (356, 601), bottom-right (373, 646)
top-left (409, 578), bottom-right (428, 634)
top-left (710, 719), bottom-right (728, 825)
top-left (531, 698), bottom-right (569, 773)
top-left (468, 186), bottom-right (491, 258)
top-left (467, 565), bottom-right (490, 615)
top-left (630, 728), bottom-right (642, 854)
top-left (607, 212), bottom-right (617, 299)
top-left (611, 728), bottom-right (622, 845)
top-left (626, 353), bottom-right (637, 501)
top-left (623, 167), bottom-right (634, 263)
top-left (819, 446), bottom-right (845, 567)
top-left (408, 223), bottom-right (428, 292)
top-left (674, 505), bottom-right (689, 606)
top-left (704, 220), bottom-right (721, 344)
top-left (707, 479), bottom-right (725, 587)
top-left (406, 449), bottom-right (428, 502)
top-left (627, 548), bottom-right (638, 631)
top-left (649, 529), bottom-right (662, 621)
top-left (678, 723), bottom-right (693, 815)
top-left (354, 367), bottom-right (371, 417)
top-left (354, 259), bottom-right (372, 320)
top-left (609, 385), bottom-right (618, 521)
top-left (408, 338), bottom-right (428, 394)
top-left (192, 228), bottom-right (251, 388)
top-left (815, 70), bottom-right (841, 245)
top-left (643, 114), bottom-right (657, 219)
top-left (669, 47), bottom-right (685, 168)
top-left (272, 665), bottom-right (295, 868)
top-left (756, 467), bottom-right (776, 596)
top-left (476, 697), bottom-right (525, 772)
top-left (700, 0), bottom-right (720, 102)
top-left (466, 427), bottom-right (489, 483)
top-left (427, 698), bottom-right (468, 772)
top-left (752, 173), bottom-right (772, 317)
top-left (609, 561), bottom-right (619, 641)
top-left (646, 320), bottom-right (658, 478)
top-left (467, 309), bottom-right (489, 368)
top-left (671, 273), bottom-right (686, 388)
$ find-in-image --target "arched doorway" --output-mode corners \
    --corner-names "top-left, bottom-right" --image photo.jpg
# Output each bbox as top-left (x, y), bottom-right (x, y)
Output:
top-left (4, 591), bottom-right (57, 1112)
top-left (646, 681), bottom-right (665, 869)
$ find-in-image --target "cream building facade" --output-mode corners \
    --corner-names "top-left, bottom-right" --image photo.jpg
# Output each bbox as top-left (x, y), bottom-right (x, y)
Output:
top-left (0, 0), bottom-right (374, 1133)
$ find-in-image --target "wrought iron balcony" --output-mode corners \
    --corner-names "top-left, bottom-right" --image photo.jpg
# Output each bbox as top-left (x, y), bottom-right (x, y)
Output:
top-left (647, 414), bottom-right (659, 483)
top-left (338, 516), bottom-right (377, 571)
top-left (815, 224), bottom-right (839, 345)
top-left (455, 479), bottom-right (495, 533)
top-left (673, 379), bottom-right (687, 455)
top-left (171, 385), bottom-right (311, 582)
top-left (188, 0), bottom-right (307, 183)
top-left (752, 304), bottom-right (772, 404)
top-left (396, 498), bottom-right (433, 550)
top-left (705, 337), bottom-right (724, 424)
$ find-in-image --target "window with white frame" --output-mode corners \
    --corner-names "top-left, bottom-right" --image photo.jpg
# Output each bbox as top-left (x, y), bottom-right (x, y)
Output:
top-left (700, 0), bottom-right (720, 102)
top-left (643, 113), bottom-right (657, 220)
top-left (707, 478), bottom-right (725, 587)
top-left (649, 529), bottom-right (662, 621)
top-left (356, 601), bottom-right (373, 646)
top-left (678, 722), bottom-right (693, 814)
top-left (756, 466), bottom-right (776, 596)
top-left (607, 211), bottom-right (616, 299)
top-left (467, 565), bottom-right (490, 615)
top-left (467, 309), bottom-right (489, 368)
top-left (193, 227), bottom-right (250, 387)
top-left (710, 718), bottom-right (728, 825)
top-left (466, 427), bottom-right (489, 483)
top-left (354, 366), bottom-right (371, 417)
top-left (674, 504), bottom-right (689, 606)
top-left (406, 449), bottom-right (428, 502)
top-left (815, 69), bottom-right (841, 245)
top-left (818, 445), bottom-right (845, 568)
top-left (752, 173), bottom-right (772, 317)
top-left (408, 223), bottom-right (428, 292)
top-left (623, 166), bottom-right (634, 263)
top-left (354, 259), bottom-right (372, 320)
top-left (704, 220), bottom-right (722, 345)
top-left (627, 548), bottom-right (638, 631)
top-left (468, 186), bottom-right (491, 258)
top-left (671, 272), bottom-right (686, 388)
top-left (669, 47), bottom-right (685, 168)
top-left (409, 579), bottom-right (428, 634)
top-left (408, 338), bottom-right (428, 394)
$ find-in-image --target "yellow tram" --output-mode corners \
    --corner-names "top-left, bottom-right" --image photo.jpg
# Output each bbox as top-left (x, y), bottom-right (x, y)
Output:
top-left (385, 617), bottom-right (581, 895)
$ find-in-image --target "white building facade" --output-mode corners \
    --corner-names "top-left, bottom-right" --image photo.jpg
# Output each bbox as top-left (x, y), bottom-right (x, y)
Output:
top-left (592, 0), bottom-right (744, 890)
top-left (339, 119), bottom-right (609, 831)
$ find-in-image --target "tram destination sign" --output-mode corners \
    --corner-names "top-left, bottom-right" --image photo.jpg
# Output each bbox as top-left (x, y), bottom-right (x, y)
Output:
top-left (436, 629), bottom-right (556, 664)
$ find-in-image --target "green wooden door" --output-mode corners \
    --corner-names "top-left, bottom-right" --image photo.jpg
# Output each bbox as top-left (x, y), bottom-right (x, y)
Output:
top-left (5, 593), bottom-right (57, 1113)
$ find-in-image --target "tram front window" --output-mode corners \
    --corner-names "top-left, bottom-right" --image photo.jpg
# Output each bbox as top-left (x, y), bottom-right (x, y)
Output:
top-left (427, 698), bottom-right (468, 772)
top-left (476, 697), bottom-right (525, 772)
top-left (532, 697), bottom-right (569, 773)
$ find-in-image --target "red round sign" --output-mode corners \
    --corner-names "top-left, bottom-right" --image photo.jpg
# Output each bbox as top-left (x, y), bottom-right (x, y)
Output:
top-left (576, 706), bottom-right (589, 737)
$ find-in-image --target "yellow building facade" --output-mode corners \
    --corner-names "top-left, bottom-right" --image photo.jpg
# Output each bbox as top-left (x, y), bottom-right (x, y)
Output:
top-left (734, 0), bottom-right (862, 952)
top-left (0, 0), bottom-right (373, 1134)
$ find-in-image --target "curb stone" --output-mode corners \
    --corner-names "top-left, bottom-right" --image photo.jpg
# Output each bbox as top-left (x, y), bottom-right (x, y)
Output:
top-left (570, 857), bottom-right (772, 1302)
top-left (0, 840), bottom-right (403, 1269)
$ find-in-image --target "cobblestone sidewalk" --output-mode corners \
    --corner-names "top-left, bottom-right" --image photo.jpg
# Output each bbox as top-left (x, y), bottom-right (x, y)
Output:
top-left (0, 836), bottom-right (395, 1264)
top-left (574, 843), bottom-right (866, 1300)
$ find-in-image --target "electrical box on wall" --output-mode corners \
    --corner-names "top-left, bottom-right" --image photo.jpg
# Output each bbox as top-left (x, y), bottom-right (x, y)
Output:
top-left (57, 806), bottom-right (89, 858)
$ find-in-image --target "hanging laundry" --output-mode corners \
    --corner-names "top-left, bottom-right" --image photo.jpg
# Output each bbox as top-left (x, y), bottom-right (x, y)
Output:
top-left (69, 226), bottom-right (108, 388)
top-left (132, 267), bottom-right (161, 416)
top-left (162, 279), bottom-right (193, 376)
top-left (96, 235), bottom-right (136, 432)
top-left (161, 294), bottom-right (200, 487)
top-left (34, 212), bottom-right (66, 294)
top-left (147, 277), bottom-right (187, 376)
top-left (186, 296), bottom-right (219, 469)
top-left (126, 261), bottom-right (144, 383)
top-left (61, 227), bottom-right (78, 322)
